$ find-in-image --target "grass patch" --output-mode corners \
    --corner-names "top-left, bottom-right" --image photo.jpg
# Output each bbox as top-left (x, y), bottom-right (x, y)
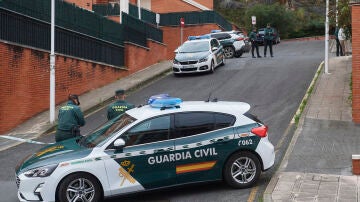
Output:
top-left (348, 72), bottom-right (352, 104)
top-left (294, 63), bottom-right (323, 125)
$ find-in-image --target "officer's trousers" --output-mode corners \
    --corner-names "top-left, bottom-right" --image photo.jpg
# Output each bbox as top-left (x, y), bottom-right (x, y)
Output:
top-left (264, 39), bottom-right (273, 57)
top-left (55, 129), bottom-right (75, 142)
top-left (335, 38), bottom-right (342, 56)
top-left (251, 42), bottom-right (260, 57)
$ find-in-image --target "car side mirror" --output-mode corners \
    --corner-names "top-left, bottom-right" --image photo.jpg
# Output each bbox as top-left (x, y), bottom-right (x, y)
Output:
top-left (114, 138), bottom-right (126, 149)
top-left (212, 47), bottom-right (218, 52)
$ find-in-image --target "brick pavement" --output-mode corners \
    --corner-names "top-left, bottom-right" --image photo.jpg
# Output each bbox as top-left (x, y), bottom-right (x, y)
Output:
top-left (264, 41), bottom-right (360, 202)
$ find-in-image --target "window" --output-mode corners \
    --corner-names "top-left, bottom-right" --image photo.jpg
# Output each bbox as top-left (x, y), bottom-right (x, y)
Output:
top-left (81, 113), bottom-right (136, 148)
top-left (211, 33), bottom-right (231, 40)
top-left (122, 115), bottom-right (170, 146)
top-left (244, 112), bottom-right (263, 124)
top-left (210, 39), bottom-right (220, 50)
top-left (214, 113), bottom-right (236, 130)
top-left (174, 112), bottom-right (215, 138)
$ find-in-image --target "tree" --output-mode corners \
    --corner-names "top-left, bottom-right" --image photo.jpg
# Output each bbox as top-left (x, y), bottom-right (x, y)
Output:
top-left (338, 0), bottom-right (351, 38)
top-left (244, 3), bottom-right (296, 38)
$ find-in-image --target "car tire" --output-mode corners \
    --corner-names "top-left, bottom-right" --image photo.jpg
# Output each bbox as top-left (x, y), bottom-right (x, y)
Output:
top-left (220, 56), bottom-right (225, 66)
top-left (223, 151), bottom-right (261, 189)
top-left (224, 46), bottom-right (235, 58)
top-left (57, 173), bottom-right (102, 202)
top-left (209, 60), bottom-right (215, 73)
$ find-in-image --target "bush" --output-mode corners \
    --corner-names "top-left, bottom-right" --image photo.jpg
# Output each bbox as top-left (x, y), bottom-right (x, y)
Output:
top-left (244, 3), bottom-right (296, 38)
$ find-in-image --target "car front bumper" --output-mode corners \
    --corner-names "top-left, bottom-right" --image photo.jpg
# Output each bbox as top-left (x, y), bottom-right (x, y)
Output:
top-left (172, 61), bottom-right (211, 74)
top-left (16, 173), bottom-right (56, 202)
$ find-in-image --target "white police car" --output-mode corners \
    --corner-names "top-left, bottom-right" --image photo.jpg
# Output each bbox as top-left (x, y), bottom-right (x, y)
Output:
top-left (172, 35), bottom-right (225, 75)
top-left (15, 95), bottom-right (275, 202)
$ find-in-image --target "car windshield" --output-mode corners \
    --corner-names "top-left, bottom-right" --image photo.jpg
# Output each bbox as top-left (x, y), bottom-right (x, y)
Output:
top-left (78, 113), bottom-right (136, 148)
top-left (178, 41), bottom-right (209, 53)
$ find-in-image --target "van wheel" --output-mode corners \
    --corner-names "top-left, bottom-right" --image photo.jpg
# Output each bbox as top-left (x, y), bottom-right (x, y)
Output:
top-left (57, 173), bottom-right (102, 202)
top-left (223, 151), bottom-right (261, 189)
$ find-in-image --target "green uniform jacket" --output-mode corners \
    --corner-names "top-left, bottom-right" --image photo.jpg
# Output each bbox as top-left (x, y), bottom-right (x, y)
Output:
top-left (264, 27), bottom-right (274, 41)
top-left (57, 101), bottom-right (85, 131)
top-left (107, 100), bottom-right (135, 120)
top-left (249, 31), bottom-right (257, 41)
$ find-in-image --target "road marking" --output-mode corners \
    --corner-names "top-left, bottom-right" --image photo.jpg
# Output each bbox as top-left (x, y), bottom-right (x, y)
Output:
top-left (0, 135), bottom-right (50, 145)
top-left (247, 185), bottom-right (258, 202)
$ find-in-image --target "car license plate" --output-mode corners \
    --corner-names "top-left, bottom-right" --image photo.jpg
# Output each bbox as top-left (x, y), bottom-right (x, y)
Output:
top-left (182, 65), bottom-right (193, 69)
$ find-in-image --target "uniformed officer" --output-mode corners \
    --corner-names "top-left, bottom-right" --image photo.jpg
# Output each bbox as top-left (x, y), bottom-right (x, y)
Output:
top-left (107, 89), bottom-right (135, 120)
top-left (264, 23), bottom-right (274, 57)
top-left (334, 27), bottom-right (342, 56)
top-left (249, 27), bottom-right (262, 58)
top-left (55, 94), bottom-right (85, 142)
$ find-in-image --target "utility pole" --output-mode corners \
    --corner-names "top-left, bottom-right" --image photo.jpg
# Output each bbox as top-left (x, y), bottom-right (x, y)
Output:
top-left (137, 0), bottom-right (141, 20)
top-left (50, 0), bottom-right (56, 124)
top-left (325, 0), bottom-right (329, 74)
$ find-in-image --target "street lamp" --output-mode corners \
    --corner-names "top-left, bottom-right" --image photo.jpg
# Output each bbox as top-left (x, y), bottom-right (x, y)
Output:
top-left (50, 0), bottom-right (56, 123)
top-left (138, 0), bottom-right (141, 20)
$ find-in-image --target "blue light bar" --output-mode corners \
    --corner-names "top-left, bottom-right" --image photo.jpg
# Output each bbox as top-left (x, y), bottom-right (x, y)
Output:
top-left (199, 34), bottom-right (211, 39)
top-left (188, 36), bottom-right (198, 40)
top-left (188, 35), bottom-right (211, 41)
top-left (148, 94), bottom-right (182, 108)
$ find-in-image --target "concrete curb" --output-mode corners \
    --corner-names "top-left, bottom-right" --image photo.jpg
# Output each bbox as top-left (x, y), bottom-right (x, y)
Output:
top-left (263, 61), bottom-right (324, 202)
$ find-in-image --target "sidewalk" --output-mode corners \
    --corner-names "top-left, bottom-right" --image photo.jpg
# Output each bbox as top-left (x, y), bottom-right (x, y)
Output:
top-left (264, 52), bottom-right (360, 201)
top-left (0, 60), bottom-right (172, 152)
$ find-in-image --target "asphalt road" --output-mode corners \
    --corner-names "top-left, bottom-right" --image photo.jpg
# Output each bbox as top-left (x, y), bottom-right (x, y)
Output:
top-left (0, 40), bottom-right (325, 202)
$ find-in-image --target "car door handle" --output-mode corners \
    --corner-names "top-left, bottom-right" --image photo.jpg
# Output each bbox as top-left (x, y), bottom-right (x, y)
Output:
top-left (154, 149), bottom-right (165, 153)
top-left (167, 147), bottom-right (174, 151)
top-left (216, 136), bottom-right (231, 144)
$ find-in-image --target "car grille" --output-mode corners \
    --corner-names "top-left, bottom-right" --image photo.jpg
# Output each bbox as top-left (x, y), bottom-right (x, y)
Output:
top-left (180, 61), bottom-right (197, 65)
top-left (16, 175), bottom-right (20, 188)
top-left (182, 68), bottom-right (197, 72)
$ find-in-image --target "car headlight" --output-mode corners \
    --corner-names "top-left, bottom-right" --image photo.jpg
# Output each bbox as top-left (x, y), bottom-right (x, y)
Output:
top-left (199, 57), bottom-right (208, 63)
top-left (24, 164), bottom-right (58, 178)
top-left (173, 59), bottom-right (180, 65)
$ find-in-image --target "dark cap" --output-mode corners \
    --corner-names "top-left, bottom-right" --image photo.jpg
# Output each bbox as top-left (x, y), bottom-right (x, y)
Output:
top-left (68, 94), bottom-right (80, 105)
top-left (68, 94), bottom-right (79, 100)
top-left (115, 89), bottom-right (125, 95)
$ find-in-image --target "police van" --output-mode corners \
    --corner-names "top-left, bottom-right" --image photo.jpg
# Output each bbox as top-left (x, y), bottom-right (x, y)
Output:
top-left (15, 95), bottom-right (275, 202)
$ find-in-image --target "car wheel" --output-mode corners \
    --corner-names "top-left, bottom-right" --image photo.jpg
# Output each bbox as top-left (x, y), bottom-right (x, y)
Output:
top-left (209, 60), bottom-right (215, 73)
top-left (223, 151), bottom-right (261, 189)
top-left (57, 173), bottom-right (102, 202)
top-left (220, 56), bottom-right (225, 66)
top-left (224, 46), bottom-right (235, 58)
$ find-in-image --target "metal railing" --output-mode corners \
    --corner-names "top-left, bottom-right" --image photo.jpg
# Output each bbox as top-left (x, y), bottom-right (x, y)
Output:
top-left (0, 8), bottom-right (124, 66)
